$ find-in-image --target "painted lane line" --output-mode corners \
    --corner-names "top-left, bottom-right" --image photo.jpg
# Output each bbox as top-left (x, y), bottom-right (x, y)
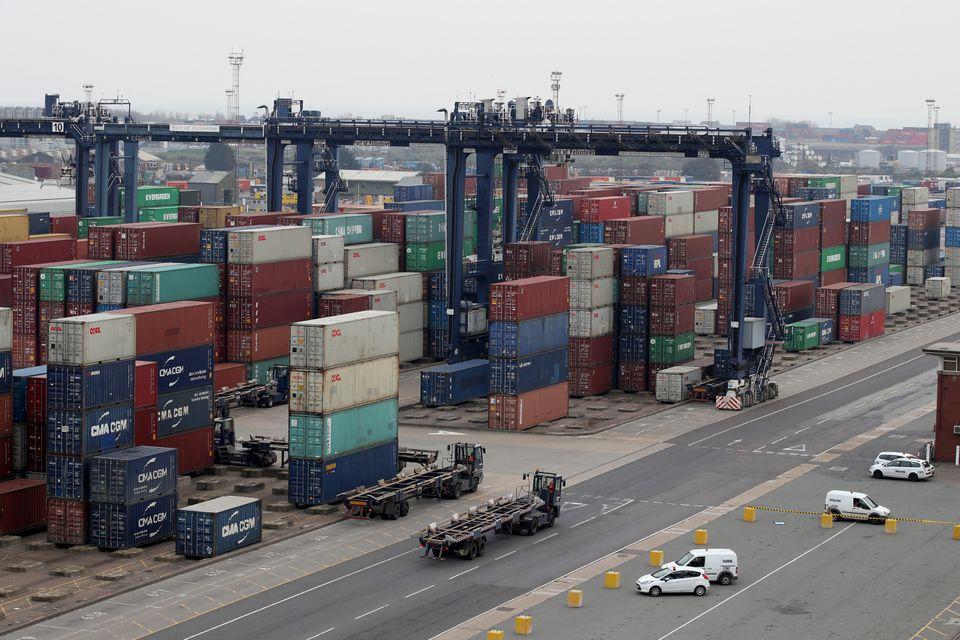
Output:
top-left (533, 532), bottom-right (559, 545)
top-left (404, 584), bottom-right (435, 599)
top-left (769, 436), bottom-right (788, 445)
top-left (181, 548), bottom-right (418, 640)
top-left (448, 566), bottom-right (479, 580)
top-left (602, 498), bottom-right (636, 515)
top-left (570, 516), bottom-right (597, 528)
top-left (495, 550), bottom-right (517, 561)
top-left (657, 524), bottom-right (854, 640)
top-left (686, 354), bottom-right (925, 446)
top-left (355, 604), bottom-right (389, 620)
top-left (796, 426), bottom-right (812, 432)
top-left (306, 628), bottom-right (335, 639)
top-left (753, 445), bottom-right (767, 453)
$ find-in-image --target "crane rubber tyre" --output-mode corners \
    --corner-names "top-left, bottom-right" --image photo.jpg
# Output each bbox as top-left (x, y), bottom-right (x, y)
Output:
top-left (468, 541), bottom-right (478, 560)
top-left (694, 585), bottom-right (707, 597)
top-left (649, 586), bottom-right (662, 597)
top-left (873, 470), bottom-right (884, 479)
top-left (718, 573), bottom-right (733, 586)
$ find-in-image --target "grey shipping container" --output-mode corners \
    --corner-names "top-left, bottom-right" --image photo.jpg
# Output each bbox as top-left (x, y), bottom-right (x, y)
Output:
top-left (176, 496), bottom-right (262, 558)
top-left (343, 243), bottom-right (400, 280)
top-left (227, 226), bottom-right (312, 264)
top-left (48, 313), bottom-right (136, 366)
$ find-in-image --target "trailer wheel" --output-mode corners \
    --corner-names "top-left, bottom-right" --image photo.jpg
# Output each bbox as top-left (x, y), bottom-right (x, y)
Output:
top-left (447, 483), bottom-right (462, 500)
top-left (528, 519), bottom-right (539, 536)
top-left (477, 537), bottom-right (486, 557)
top-left (398, 501), bottom-right (410, 517)
top-left (545, 511), bottom-right (556, 528)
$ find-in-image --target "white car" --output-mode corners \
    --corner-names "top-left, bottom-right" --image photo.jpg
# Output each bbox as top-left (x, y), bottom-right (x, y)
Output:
top-left (870, 457), bottom-right (935, 481)
top-left (636, 568), bottom-right (709, 597)
top-left (873, 451), bottom-right (917, 466)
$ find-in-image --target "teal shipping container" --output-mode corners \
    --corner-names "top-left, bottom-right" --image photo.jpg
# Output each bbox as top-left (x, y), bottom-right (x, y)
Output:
top-left (405, 211), bottom-right (476, 243)
top-left (122, 185), bottom-right (180, 208)
top-left (247, 356), bottom-right (288, 385)
top-left (301, 214), bottom-right (372, 245)
top-left (288, 397), bottom-right (399, 459)
top-left (126, 263), bottom-right (220, 306)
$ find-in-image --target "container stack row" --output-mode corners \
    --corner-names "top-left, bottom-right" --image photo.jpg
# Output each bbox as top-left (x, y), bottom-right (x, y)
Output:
top-left (904, 208), bottom-right (942, 286)
top-left (617, 245), bottom-right (667, 392)
top-left (352, 272), bottom-right (424, 363)
top-left (838, 284), bottom-right (886, 342)
top-left (847, 197), bottom-right (893, 285)
top-left (945, 188), bottom-right (960, 285)
top-left (12, 363), bottom-right (46, 481)
top-left (647, 273), bottom-right (697, 393)
top-left (566, 247), bottom-right (615, 397)
top-left (773, 202), bottom-right (820, 283)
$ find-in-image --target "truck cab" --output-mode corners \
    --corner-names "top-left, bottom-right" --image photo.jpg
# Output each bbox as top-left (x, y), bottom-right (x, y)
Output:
top-left (440, 443), bottom-right (484, 498)
top-left (531, 470), bottom-right (564, 524)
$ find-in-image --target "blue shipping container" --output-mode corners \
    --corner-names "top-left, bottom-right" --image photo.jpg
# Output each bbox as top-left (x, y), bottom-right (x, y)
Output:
top-left (47, 454), bottom-right (88, 499)
top-left (393, 183), bottom-right (434, 202)
top-left (427, 300), bottom-right (446, 328)
top-left (929, 198), bottom-right (947, 209)
top-left (0, 350), bottom-right (11, 394)
top-left (420, 359), bottom-right (490, 407)
top-left (579, 223), bottom-right (604, 243)
top-left (200, 228), bottom-right (229, 263)
top-left (618, 334), bottom-right (648, 362)
top-left (288, 441), bottom-right (398, 506)
top-left (12, 365), bottom-right (46, 422)
top-left (924, 264), bottom-right (945, 279)
top-left (47, 403), bottom-right (134, 456)
top-left (46, 359), bottom-right (135, 410)
top-left (781, 307), bottom-right (815, 324)
top-left (889, 269), bottom-right (905, 286)
top-left (393, 200), bottom-right (444, 212)
top-left (88, 446), bottom-right (178, 504)
top-left (945, 227), bottom-right (960, 248)
top-left (176, 496), bottom-right (262, 558)
top-left (847, 264), bottom-right (889, 285)
top-left (140, 346), bottom-right (214, 394)
top-left (813, 318), bottom-right (835, 345)
top-left (778, 202), bottom-right (820, 229)
top-left (908, 229), bottom-right (939, 250)
top-left (157, 387), bottom-right (214, 438)
top-left (850, 196), bottom-right (897, 223)
top-left (26, 211), bottom-right (50, 235)
top-left (618, 305), bottom-right (649, 335)
top-left (839, 284), bottom-right (885, 315)
top-left (488, 313), bottom-right (568, 358)
top-left (90, 492), bottom-right (177, 550)
top-left (489, 348), bottom-right (568, 395)
top-left (536, 200), bottom-right (574, 247)
top-left (621, 245), bottom-right (668, 277)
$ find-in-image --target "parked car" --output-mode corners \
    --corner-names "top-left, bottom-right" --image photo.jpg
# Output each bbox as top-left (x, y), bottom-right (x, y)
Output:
top-left (661, 548), bottom-right (738, 585)
top-left (869, 457), bottom-right (934, 481)
top-left (873, 451), bottom-right (918, 466)
top-left (824, 490), bottom-right (891, 522)
top-left (636, 568), bottom-right (709, 597)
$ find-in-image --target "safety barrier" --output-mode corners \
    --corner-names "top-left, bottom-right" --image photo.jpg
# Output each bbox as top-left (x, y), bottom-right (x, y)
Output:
top-left (746, 505), bottom-right (955, 525)
top-left (567, 589), bottom-right (583, 608)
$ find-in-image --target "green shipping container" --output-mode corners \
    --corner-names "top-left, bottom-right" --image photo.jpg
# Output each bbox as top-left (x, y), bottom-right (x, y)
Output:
top-left (820, 245), bottom-right (846, 272)
top-left (890, 264), bottom-right (904, 276)
top-left (807, 176), bottom-right (840, 191)
top-left (135, 186), bottom-right (180, 208)
top-left (784, 320), bottom-right (820, 352)
top-left (288, 398), bottom-right (399, 459)
top-left (137, 206), bottom-right (180, 223)
top-left (648, 332), bottom-right (695, 365)
top-left (848, 242), bottom-right (890, 268)
top-left (248, 356), bottom-right (289, 384)
top-left (406, 212), bottom-right (445, 243)
top-left (405, 238), bottom-right (478, 272)
top-left (126, 263), bottom-right (220, 306)
top-left (77, 216), bottom-right (123, 239)
top-left (636, 192), bottom-right (650, 214)
top-left (885, 185), bottom-right (903, 198)
top-left (302, 214), bottom-right (373, 245)
top-left (39, 261), bottom-right (115, 302)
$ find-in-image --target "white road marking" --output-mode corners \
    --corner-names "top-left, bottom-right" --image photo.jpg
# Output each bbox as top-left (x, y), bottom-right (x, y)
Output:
top-left (570, 516), bottom-right (597, 528)
top-left (727, 438), bottom-right (743, 446)
top-left (355, 604), bottom-right (389, 620)
top-left (770, 436), bottom-right (788, 445)
top-left (404, 584), bottom-right (435, 599)
top-left (306, 628), bottom-right (335, 639)
top-left (533, 532), bottom-right (559, 545)
top-left (495, 550), bottom-right (517, 560)
top-left (783, 444), bottom-right (806, 453)
top-left (753, 445), bottom-right (767, 453)
top-left (448, 566), bottom-right (479, 580)
top-left (602, 498), bottom-right (635, 515)
top-left (657, 524), bottom-right (855, 640)
top-left (796, 426), bottom-right (811, 432)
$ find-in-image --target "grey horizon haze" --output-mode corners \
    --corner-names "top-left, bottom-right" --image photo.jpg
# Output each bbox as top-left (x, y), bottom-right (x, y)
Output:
top-left (5, 0), bottom-right (955, 128)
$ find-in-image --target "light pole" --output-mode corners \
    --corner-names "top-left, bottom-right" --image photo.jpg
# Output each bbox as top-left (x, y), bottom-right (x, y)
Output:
top-left (706, 98), bottom-right (715, 126)
top-left (656, 108), bottom-right (661, 124)
top-left (615, 93), bottom-right (624, 125)
top-left (683, 108), bottom-right (689, 125)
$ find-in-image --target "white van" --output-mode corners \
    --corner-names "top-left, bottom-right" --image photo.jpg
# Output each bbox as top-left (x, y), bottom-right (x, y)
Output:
top-left (661, 548), bottom-right (738, 585)
top-left (824, 490), bottom-right (891, 522)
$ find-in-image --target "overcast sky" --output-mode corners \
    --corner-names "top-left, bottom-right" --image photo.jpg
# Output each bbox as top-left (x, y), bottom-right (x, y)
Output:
top-left (6, 1), bottom-right (956, 129)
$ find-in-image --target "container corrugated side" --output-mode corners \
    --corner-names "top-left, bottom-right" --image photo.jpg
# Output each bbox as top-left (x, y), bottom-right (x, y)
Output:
top-left (89, 493), bottom-right (176, 549)
top-left (157, 387), bottom-right (214, 438)
top-left (88, 446), bottom-right (178, 504)
top-left (419, 360), bottom-right (489, 406)
top-left (288, 440), bottom-right (398, 505)
top-left (140, 345), bottom-right (214, 394)
top-left (288, 398), bottom-right (398, 459)
top-left (47, 402), bottom-right (135, 456)
top-left (47, 313), bottom-right (136, 366)
top-left (289, 356), bottom-right (399, 414)
top-left (46, 359), bottom-right (135, 409)
top-left (312, 235), bottom-right (345, 264)
top-left (227, 226), bottom-right (312, 264)
top-left (290, 311), bottom-right (399, 370)
top-left (108, 301), bottom-right (214, 355)
top-left (0, 479), bottom-right (46, 535)
top-left (342, 243), bottom-right (400, 280)
top-left (569, 277), bottom-right (616, 309)
top-left (176, 496), bottom-right (262, 558)
top-left (489, 348), bottom-right (568, 395)
top-left (569, 306), bottom-right (614, 338)
top-left (351, 272), bottom-right (423, 304)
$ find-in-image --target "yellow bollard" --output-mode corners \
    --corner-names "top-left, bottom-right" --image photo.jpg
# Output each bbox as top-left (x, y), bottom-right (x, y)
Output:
top-left (885, 518), bottom-right (898, 534)
top-left (566, 588), bottom-right (583, 608)
top-left (743, 506), bottom-right (756, 522)
top-left (649, 549), bottom-right (664, 567)
top-left (820, 513), bottom-right (834, 529)
top-left (514, 615), bottom-right (533, 636)
top-left (954, 524), bottom-right (960, 540)
top-left (604, 570), bottom-right (621, 589)
top-left (694, 528), bottom-right (708, 545)
top-left (487, 631), bottom-right (505, 640)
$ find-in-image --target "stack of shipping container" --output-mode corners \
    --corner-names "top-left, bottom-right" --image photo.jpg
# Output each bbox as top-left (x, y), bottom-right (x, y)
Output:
top-left (668, 235), bottom-right (713, 302)
top-left (618, 245), bottom-right (667, 391)
top-left (352, 272), bottom-right (423, 362)
top-left (945, 188), bottom-right (960, 286)
top-left (647, 273), bottom-right (696, 392)
top-left (847, 197), bottom-right (893, 285)
top-left (818, 200), bottom-right (848, 286)
top-left (905, 208), bottom-right (941, 286)
top-left (838, 284), bottom-right (886, 342)
top-left (566, 247), bottom-right (615, 397)
top-left (773, 202), bottom-right (820, 283)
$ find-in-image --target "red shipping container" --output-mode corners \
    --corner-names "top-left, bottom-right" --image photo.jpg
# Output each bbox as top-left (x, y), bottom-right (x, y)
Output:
top-left (0, 274), bottom-right (10, 307)
top-left (550, 249), bottom-right (564, 276)
top-left (88, 226), bottom-right (116, 259)
top-left (717, 258), bottom-right (734, 285)
top-left (0, 436), bottom-right (9, 477)
top-left (815, 283), bottom-right (858, 319)
top-left (134, 407), bottom-right (158, 446)
top-left (489, 276), bottom-right (570, 321)
top-left (620, 276), bottom-right (649, 306)
top-left (227, 325), bottom-right (290, 362)
top-left (505, 242), bottom-right (552, 280)
top-left (13, 301), bottom-right (37, 335)
top-left (50, 215), bottom-right (80, 238)
top-left (569, 335), bottom-right (615, 368)
top-left (848, 221), bottom-right (890, 246)
top-left (47, 498), bottom-right (88, 545)
top-left (693, 186), bottom-right (729, 212)
top-left (719, 205), bottom-right (756, 232)
top-left (786, 176), bottom-right (809, 196)
top-left (839, 313), bottom-right (870, 342)
top-left (934, 372), bottom-right (960, 462)
top-left (907, 208), bottom-right (940, 230)
top-left (158, 426), bottom-right (214, 474)
top-left (115, 223), bottom-right (201, 259)
top-left (581, 196), bottom-right (632, 223)
top-left (26, 422), bottom-right (45, 472)
top-left (107, 301), bottom-right (214, 355)
top-left (76, 239), bottom-right (88, 259)
top-left (488, 382), bottom-right (569, 431)
top-left (774, 280), bottom-right (815, 312)
top-left (0, 396), bottom-right (11, 439)
top-left (649, 305), bottom-right (695, 336)
top-left (226, 258), bottom-right (313, 296)
top-left (0, 478), bottom-right (47, 535)
top-left (134, 360), bottom-right (158, 410)
top-left (568, 363), bottom-right (615, 397)
top-left (13, 334), bottom-right (37, 369)
top-left (647, 363), bottom-right (674, 394)
top-left (178, 207), bottom-right (200, 223)
top-left (695, 279), bottom-right (713, 303)
top-left (214, 362), bottom-right (249, 392)
top-left (817, 200), bottom-right (847, 248)
top-left (227, 289), bottom-right (312, 331)
top-left (66, 302), bottom-right (94, 317)
top-left (649, 274), bottom-right (696, 307)
top-left (857, 184), bottom-right (872, 196)
top-left (26, 374), bottom-right (46, 426)
top-left (603, 217), bottom-right (665, 245)
top-left (0, 237), bottom-right (76, 274)
top-left (686, 256), bottom-right (713, 281)
top-left (668, 235), bottom-right (713, 266)
top-left (226, 212), bottom-right (282, 227)
top-left (381, 212), bottom-right (408, 244)
top-left (773, 227), bottom-right (820, 255)
top-left (318, 292), bottom-right (371, 317)
top-left (820, 268), bottom-right (848, 287)
top-left (618, 362), bottom-right (647, 392)
top-left (773, 251), bottom-right (819, 280)
top-left (717, 232), bottom-right (756, 261)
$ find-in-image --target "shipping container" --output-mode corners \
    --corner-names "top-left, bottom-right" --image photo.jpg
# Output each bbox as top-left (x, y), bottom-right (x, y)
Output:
top-left (569, 306), bottom-right (614, 338)
top-left (419, 360), bottom-right (489, 407)
top-left (226, 289), bottom-right (312, 330)
top-left (288, 440), bottom-right (398, 505)
top-left (289, 356), bottom-right (399, 414)
top-left (649, 305), bottom-right (695, 336)
top-left (135, 360), bottom-right (157, 410)
top-left (140, 345), bottom-right (214, 394)
top-left (47, 497), bottom-right (88, 545)
top-left (107, 301), bottom-right (213, 355)
top-left (784, 319), bottom-right (821, 352)
top-left (115, 223), bottom-right (201, 260)
top-left (227, 226), bottom-right (312, 264)
top-left (314, 262), bottom-right (345, 292)
top-left (774, 280), bottom-right (816, 312)
top-left (0, 478), bottom-right (46, 534)
top-left (649, 274), bottom-right (696, 307)
top-left (648, 333), bottom-right (695, 365)
top-left (489, 276), bottom-right (569, 321)
top-left (46, 359), bottom-right (135, 410)
top-left (0, 237), bottom-right (77, 274)
top-left (48, 313), bottom-right (135, 366)
top-left (489, 348), bottom-right (568, 395)
top-left (568, 335), bottom-right (615, 369)
top-left (839, 284), bottom-right (886, 316)
top-left (289, 398), bottom-right (398, 459)
top-left (850, 196), bottom-right (897, 223)
top-left (565, 247), bottom-right (614, 280)
top-left (352, 272), bottom-right (423, 304)
top-left (46, 454), bottom-right (87, 499)
top-left (156, 387), bottom-right (213, 438)
top-left (568, 362), bottom-right (614, 397)
top-left (89, 492), bottom-right (176, 549)
top-left (312, 234), bottom-right (346, 265)
top-left (248, 356), bottom-right (288, 385)
top-left (779, 202), bottom-right (820, 229)
top-left (488, 382), bottom-right (569, 430)
top-left (176, 495), bottom-right (262, 558)
top-left (655, 365), bottom-right (703, 403)
top-left (290, 311), bottom-right (399, 370)
top-left (158, 426), bottom-right (213, 474)
top-left (134, 406), bottom-right (158, 446)
top-left (621, 245), bottom-right (668, 277)
top-left (227, 326), bottom-right (288, 363)
top-left (213, 362), bottom-right (248, 392)
top-left (47, 402), bottom-right (134, 456)
top-left (488, 313), bottom-right (568, 358)
top-left (225, 258), bottom-right (312, 297)
top-left (226, 212), bottom-right (282, 227)
top-left (126, 264), bottom-right (220, 306)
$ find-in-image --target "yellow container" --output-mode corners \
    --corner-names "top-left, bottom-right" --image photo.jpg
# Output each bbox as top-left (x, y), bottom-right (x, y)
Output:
top-left (514, 615), bottom-right (532, 636)
top-left (566, 589), bottom-right (583, 608)
top-left (743, 506), bottom-right (756, 522)
top-left (0, 214), bottom-right (30, 243)
top-left (820, 513), bottom-right (834, 529)
top-left (954, 524), bottom-right (960, 541)
top-left (198, 205), bottom-right (240, 229)
top-left (365, 195), bottom-right (374, 206)
top-left (486, 631), bottom-right (505, 640)
top-left (28, 233), bottom-right (70, 240)
top-left (649, 549), bottom-right (664, 567)
top-left (694, 529), bottom-right (708, 545)
top-left (884, 518), bottom-right (897, 534)
top-left (603, 570), bottom-right (620, 589)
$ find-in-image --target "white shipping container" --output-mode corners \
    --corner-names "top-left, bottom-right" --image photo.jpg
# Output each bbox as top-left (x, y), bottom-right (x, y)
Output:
top-left (569, 277), bottom-right (616, 309)
top-left (565, 247), bottom-right (614, 280)
top-left (925, 276), bottom-right (951, 299)
top-left (227, 226), bottom-right (312, 264)
top-left (664, 213), bottom-right (695, 238)
top-left (944, 247), bottom-right (960, 265)
top-left (906, 266), bottom-right (925, 286)
top-left (343, 243), bottom-right (400, 280)
top-left (0, 307), bottom-right (11, 351)
top-left (459, 304), bottom-right (487, 336)
top-left (945, 266), bottom-right (960, 285)
top-left (838, 175), bottom-right (858, 195)
top-left (901, 186), bottom-right (930, 205)
top-left (399, 330), bottom-right (424, 362)
top-left (884, 286), bottom-right (910, 315)
top-left (947, 190), bottom-right (960, 209)
top-left (48, 313), bottom-right (136, 366)
top-left (315, 262), bottom-right (345, 292)
top-left (312, 234), bottom-right (345, 265)
top-left (289, 355), bottom-right (399, 414)
top-left (335, 288), bottom-right (398, 312)
top-left (695, 302), bottom-right (717, 336)
top-left (352, 272), bottom-right (423, 304)
top-left (398, 302), bottom-right (426, 333)
top-left (648, 190), bottom-right (695, 216)
top-left (946, 209), bottom-right (960, 226)
top-left (290, 310), bottom-right (399, 370)
top-left (655, 365), bottom-right (703, 403)
top-left (569, 306), bottom-right (613, 338)
top-left (693, 210), bottom-right (719, 234)
top-left (907, 248), bottom-right (939, 267)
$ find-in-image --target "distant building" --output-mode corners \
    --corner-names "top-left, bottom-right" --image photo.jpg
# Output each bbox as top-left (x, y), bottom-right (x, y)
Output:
top-left (0, 172), bottom-right (74, 214)
top-left (857, 149), bottom-right (880, 168)
top-left (898, 150), bottom-right (920, 170)
top-left (188, 171), bottom-right (236, 204)
top-left (318, 169), bottom-right (421, 200)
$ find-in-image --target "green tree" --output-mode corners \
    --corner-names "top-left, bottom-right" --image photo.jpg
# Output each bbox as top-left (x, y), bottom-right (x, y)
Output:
top-left (204, 143), bottom-right (235, 171)
top-left (682, 158), bottom-right (722, 181)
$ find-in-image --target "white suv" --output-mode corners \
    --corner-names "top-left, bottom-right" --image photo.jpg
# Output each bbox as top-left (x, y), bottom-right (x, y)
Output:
top-left (873, 451), bottom-right (917, 466)
top-left (870, 457), bottom-right (934, 481)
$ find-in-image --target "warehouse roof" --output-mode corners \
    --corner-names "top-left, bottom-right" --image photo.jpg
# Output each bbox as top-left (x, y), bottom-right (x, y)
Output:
top-left (0, 172), bottom-right (74, 214)
top-left (189, 171), bottom-right (231, 184)
top-left (337, 170), bottom-right (419, 184)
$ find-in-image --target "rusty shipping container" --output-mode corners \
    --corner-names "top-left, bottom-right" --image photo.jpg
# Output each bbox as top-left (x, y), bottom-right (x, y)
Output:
top-left (0, 237), bottom-right (76, 274)
top-left (226, 258), bottom-right (313, 296)
top-left (115, 223), bottom-right (201, 259)
top-left (488, 382), bottom-right (569, 430)
top-left (227, 289), bottom-right (312, 330)
top-left (489, 276), bottom-right (570, 321)
top-left (227, 325), bottom-right (290, 362)
top-left (0, 478), bottom-right (46, 535)
top-left (107, 301), bottom-right (214, 355)
top-left (47, 498), bottom-right (87, 545)
top-left (568, 363), bottom-right (614, 397)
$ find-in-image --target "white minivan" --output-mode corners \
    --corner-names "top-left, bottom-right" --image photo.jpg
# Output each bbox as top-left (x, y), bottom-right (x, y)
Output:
top-left (824, 490), bottom-right (891, 522)
top-left (661, 548), bottom-right (739, 585)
